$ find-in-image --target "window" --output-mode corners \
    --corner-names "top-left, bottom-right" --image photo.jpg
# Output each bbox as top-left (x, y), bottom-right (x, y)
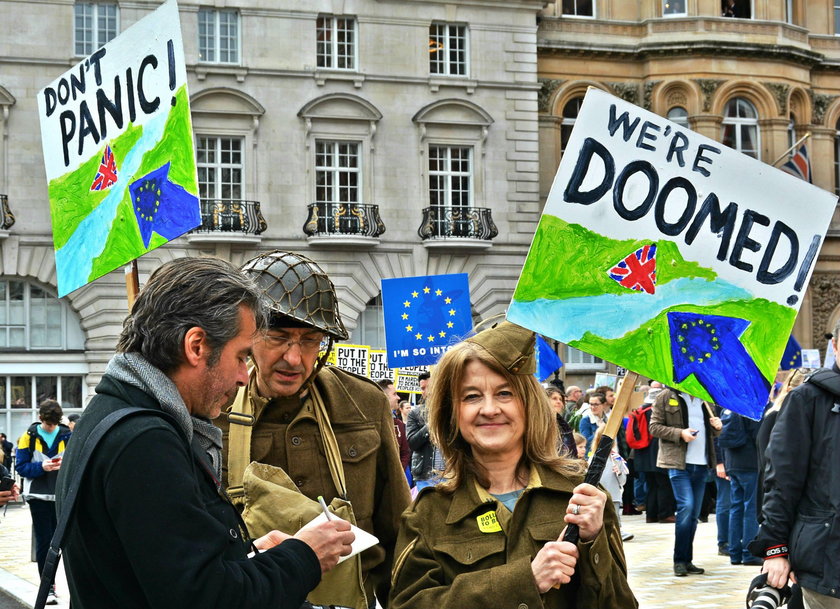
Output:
top-left (667, 106), bottom-right (689, 128)
top-left (1, 374), bottom-right (84, 446)
top-left (562, 0), bottom-right (594, 17)
top-left (349, 296), bottom-right (384, 348)
top-left (663, 0), bottom-right (686, 15)
top-left (317, 15), bottom-right (357, 70)
top-left (429, 23), bottom-right (468, 77)
top-left (786, 0), bottom-right (794, 23)
top-left (722, 0), bottom-right (751, 18)
top-left (564, 346), bottom-right (605, 371)
top-left (198, 8), bottom-right (239, 64)
top-left (74, 2), bottom-right (118, 56)
top-left (316, 141), bottom-right (360, 203)
top-left (722, 98), bottom-right (759, 159)
top-left (834, 118), bottom-right (840, 195)
top-left (197, 137), bottom-right (243, 201)
top-left (429, 146), bottom-right (472, 208)
top-left (836, 1), bottom-right (840, 34)
top-left (788, 116), bottom-right (797, 150)
top-left (0, 280), bottom-right (83, 351)
top-left (561, 97), bottom-right (584, 156)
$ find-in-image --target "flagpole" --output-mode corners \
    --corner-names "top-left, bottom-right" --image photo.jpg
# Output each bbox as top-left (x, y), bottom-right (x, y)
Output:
top-left (771, 131), bottom-right (810, 168)
top-left (125, 259), bottom-right (140, 310)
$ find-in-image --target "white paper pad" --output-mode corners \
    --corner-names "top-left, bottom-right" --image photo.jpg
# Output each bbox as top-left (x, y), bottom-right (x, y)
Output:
top-left (301, 513), bottom-right (379, 563)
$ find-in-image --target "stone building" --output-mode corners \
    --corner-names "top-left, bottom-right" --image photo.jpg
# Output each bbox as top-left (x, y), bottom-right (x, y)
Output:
top-left (0, 0), bottom-right (545, 438)
top-left (538, 0), bottom-right (840, 388)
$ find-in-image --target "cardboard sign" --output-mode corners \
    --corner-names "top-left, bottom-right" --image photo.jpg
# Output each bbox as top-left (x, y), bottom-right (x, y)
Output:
top-left (801, 349), bottom-right (821, 369)
top-left (330, 344), bottom-right (370, 377)
top-left (394, 371), bottom-right (421, 395)
top-left (369, 350), bottom-right (394, 382)
top-left (38, 0), bottom-right (199, 297)
top-left (508, 88), bottom-right (837, 420)
top-left (382, 273), bottom-right (472, 368)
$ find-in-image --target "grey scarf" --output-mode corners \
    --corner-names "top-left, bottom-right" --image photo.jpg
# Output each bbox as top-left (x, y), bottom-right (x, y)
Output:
top-left (105, 353), bottom-right (224, 477)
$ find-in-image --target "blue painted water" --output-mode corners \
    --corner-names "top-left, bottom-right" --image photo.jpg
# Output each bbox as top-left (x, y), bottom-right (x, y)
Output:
top-left (55, 113), bottom-right (167, 296)
top-left (507, 276), bottom-right (754, 342)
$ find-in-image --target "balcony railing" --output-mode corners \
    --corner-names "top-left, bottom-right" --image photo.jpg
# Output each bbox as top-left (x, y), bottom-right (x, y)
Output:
top-left (193, 199), bottom-right (267, 235)
top-left (0, 195), bottom-right (15, 230)
top-left (417, 206), bottom-right (497, 242)
top-left (303, 202), bottom-right (385, 239)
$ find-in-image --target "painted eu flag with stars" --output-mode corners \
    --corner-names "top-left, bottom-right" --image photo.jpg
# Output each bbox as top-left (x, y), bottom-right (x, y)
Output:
top-left (382, 273), bottom-right (472, 368)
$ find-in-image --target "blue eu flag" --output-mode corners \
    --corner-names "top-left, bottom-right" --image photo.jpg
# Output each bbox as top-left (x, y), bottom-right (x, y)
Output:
top-left (779, 335), bottom-right (802, 370)
top-left (535, 336), bottom-right (563, 381)
top-left (382, 273), bottom-right (472, 368)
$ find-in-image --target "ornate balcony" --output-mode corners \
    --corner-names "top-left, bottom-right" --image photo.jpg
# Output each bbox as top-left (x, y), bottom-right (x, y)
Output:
top-left (0, 194), bottom-right (14, 239)
top-left (187, 199), bottom-right (266, 244)
top-left (303, 202), bottom-right (385, 247)
top-left (417, 206), bottom-right (497, 250)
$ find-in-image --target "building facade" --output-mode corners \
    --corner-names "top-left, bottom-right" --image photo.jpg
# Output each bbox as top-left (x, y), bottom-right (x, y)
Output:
top-left (0, 0), bottom-right (545, 439)
top-left (538, 0), bottom-right (840, 388)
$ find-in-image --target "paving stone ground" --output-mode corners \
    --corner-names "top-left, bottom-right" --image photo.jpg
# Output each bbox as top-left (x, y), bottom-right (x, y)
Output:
top-left (0, 499), bottom-right (761, 608)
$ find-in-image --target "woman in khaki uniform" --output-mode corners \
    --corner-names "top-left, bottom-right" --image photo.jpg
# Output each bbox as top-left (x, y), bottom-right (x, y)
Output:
top-left (390, 322), bottom-right (637, 609)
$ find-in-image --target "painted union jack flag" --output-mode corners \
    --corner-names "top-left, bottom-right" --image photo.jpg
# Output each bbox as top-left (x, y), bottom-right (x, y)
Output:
top-left (781, 144), bottom-right (811, 183)
top-left (90, 145), bottom-right (118, 191)
top-left (608, 244), bottom-right (657, 295)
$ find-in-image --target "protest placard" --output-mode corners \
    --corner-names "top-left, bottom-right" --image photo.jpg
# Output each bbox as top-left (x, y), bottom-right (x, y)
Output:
top-left (394, 371), bottom-right (421, 395)
top-left (38, 0), bottom-right (199, 297)
top-left (330, 344), bottom-right (370, 377)
top-left (508, 88), bottom-right (837, 420)
top-left (801, 349), bottom-right (821, 369)
top-left (369, 350), bottom-right (394, 382)
top-left (382, 273), bottom-right (472, 368)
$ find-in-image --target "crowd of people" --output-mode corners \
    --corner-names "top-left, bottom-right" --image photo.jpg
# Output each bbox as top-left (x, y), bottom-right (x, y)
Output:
top-left (0, 251), bottom-right (837, 609)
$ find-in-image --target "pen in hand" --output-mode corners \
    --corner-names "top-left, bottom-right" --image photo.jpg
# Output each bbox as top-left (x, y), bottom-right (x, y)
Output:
top-left (318, 495), bottom-right (332, 521)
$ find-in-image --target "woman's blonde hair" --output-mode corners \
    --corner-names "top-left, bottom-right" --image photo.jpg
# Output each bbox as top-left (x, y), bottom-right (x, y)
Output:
top-left (427, 340), bottom-right (584, 491)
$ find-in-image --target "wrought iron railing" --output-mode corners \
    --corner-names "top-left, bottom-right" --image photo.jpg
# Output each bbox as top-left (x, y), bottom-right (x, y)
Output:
top-left (0, 195), bottom-right (15, 230)
top-left (417, 206), bottom-right (497, 241)
top-left (303, 202), bottom-right (385, 238)
top-left (194, 199), bottom-right (267, 235)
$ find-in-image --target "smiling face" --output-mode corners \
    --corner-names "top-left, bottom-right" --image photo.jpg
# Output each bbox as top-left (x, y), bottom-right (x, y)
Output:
top-left (589, 396), bottom-right (605, 417)
top-left (456, 360), bottom-right (525, 465)
top-left (251, 327), bottom-right (325, 398)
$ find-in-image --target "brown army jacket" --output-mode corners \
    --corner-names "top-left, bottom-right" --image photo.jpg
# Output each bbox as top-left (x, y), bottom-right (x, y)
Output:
top-left (389, 464), bottom-right (638, 609)
top-left (649, 389), bottom-right (719, 470)
top-left (217, 366), bottom-right (411, 606)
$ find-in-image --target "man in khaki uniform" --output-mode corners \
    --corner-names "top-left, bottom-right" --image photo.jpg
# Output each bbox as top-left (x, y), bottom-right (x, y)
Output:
top-left (218, 251), bottom-right (410, 609)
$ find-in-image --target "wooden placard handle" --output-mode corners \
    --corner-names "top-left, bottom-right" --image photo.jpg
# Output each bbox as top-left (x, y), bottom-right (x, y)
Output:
top-left (125, 260), bottom-right (140, 310)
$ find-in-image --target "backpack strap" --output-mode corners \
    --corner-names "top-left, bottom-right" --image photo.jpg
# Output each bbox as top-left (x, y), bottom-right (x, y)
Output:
top-left (34, 407), bottom-right (168, 609)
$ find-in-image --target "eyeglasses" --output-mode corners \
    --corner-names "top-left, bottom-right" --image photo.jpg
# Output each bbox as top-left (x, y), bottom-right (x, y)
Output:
top-left (263, 334), bottom-right (325, 353)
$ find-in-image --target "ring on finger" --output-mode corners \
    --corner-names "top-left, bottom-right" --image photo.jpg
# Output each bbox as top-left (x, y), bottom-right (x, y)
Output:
top-left (571, 503), bottom-right (580, 516)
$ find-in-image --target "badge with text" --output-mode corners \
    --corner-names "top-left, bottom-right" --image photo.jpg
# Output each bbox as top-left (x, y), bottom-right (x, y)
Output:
top-left (476, 510), bottom-right (502, 533)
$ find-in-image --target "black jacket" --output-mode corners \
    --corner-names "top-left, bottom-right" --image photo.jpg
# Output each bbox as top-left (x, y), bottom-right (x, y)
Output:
top-left (718, 410), bottom-right (760, 472)
top-left (56, 374), bottom-right (321, 609)
top-left (405, 405), bottom-right (435, 481)
top-left (751, 367), bottom-right (840, 599)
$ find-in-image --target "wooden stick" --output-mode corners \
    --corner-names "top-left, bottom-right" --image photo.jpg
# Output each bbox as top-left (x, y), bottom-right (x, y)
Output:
top-left (125, 259), bottom-right (140, 310)
top-left (703, 401), bottom-right (716, 419)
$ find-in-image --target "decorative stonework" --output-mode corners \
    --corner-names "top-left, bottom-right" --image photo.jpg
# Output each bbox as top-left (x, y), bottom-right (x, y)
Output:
top-left (643, 81), bottom-right (661, 111)
top-left (538, 78), bottom-right (565, 113)
top-left (693, 79), bottom-right (724, 112)
top-left (666, 90), bottom-right (688, 108)
top-left (809, 273), bottom-right (840, 355)
top-left (762, 82), bottom-right (790, 116)
top-left (809, 91), bottom-right (837, 125)
top-left (608, 82), bottom-right (638, 105)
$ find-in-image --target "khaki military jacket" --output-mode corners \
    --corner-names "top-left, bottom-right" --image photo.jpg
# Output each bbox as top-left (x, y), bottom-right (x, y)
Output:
top-left (389, 464), bottom-right (638, 609)
top-left (217, 365), bottom-right (411, 605)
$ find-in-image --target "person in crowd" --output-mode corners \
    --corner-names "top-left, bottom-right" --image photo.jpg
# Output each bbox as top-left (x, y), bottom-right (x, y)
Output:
top-left (398, 400), bottom-right (411, 425)
top-left (66, 413), bottom-right (80, 431)
top-left (0, 460), bottom-right (19, 507)
top-left (579, 392), bottom-right (607, 455)
top-left (633, 385), bottom-right (676, 524)
top-left (17, 399), bottom-right (72, 604)
top-left (565, 385), bottom-right (583, 404)
top-left (56, 257), bottom-right (354, 609)
top-left (0, 433), bottom-right (13, 470)
top-left (378, 379), bottom-right (411, 475)
top-left (649, 389), bottom-right (722, 577)
top-left (218, 251), bottom-right (409, 609)
top-left (389, 321), bottom-right (637, 608)
top-left (546, 386), bottom-right (576, 457)
top-left (713, 409), bottom-right (731, 558)
top-left (590, 426), bottom-right (633, 543)
top-left (573, 432), bottom-right (587, 461)
top-left (750, 327), bottom-right (840, 608)
top-left (718, 407), bottom-right (761, 566)
top-left (407, 371), bottom-right (446, 490)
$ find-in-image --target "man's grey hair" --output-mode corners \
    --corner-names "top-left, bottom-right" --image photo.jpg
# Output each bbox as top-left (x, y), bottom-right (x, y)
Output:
top-left (834, 319), bottom-right (840, 345)
top-left (116, 257), bottom-right (267, 373)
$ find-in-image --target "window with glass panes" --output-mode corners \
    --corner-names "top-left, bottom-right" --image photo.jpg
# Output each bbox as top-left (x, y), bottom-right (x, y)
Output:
top-left (561, 97), bottom-right (584, 156)
top-left (349, 296), bottom-right (384, 349)
top-left (667, 107), bottom-right (689, 128)
top-left (74, 2), bottom-right (118, 56)
top-left (562, 0), bottom-right (594, 16)
top-left (0, 280), bottom-right (80, 350)
top-left (721, 98), bottom-right (760, 159)
top-left (198, 8), bottom-right (239, 64)
top-left (663, 0), bottom-right (686, 15)
top-left (197, 137), bottom-right (243, 201)
top-left (429, 23), bottom-right (468, 77)
top-left (316, 15), bottom-right (357, 70)
top-left (835, 118), bottom-right (840, 196)
top-left (1, 375), bottom-right (85, 446)
top-left (564, 346), bottom-right (605, 370)
top-left (315, 141), bottom-right (360, 203)
top-left (429, 146), bottom-right (471, 208)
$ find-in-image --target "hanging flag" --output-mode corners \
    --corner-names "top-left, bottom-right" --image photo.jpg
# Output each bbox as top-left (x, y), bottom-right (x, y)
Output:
top-left (535, 335), bottom-right (563, 382)
top-left (90, 144), bottom-right (119, 191)
top-left (778, 334), bottom-right (802, 370)
top-left (382, 273), bottom-right (472, 368)
top-left (781, 144), bottom-right (811, 183)
top-left (608, 244), bottom-right (657, 294)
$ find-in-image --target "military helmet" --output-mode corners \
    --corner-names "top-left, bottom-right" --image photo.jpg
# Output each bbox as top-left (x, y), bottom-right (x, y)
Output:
top-left (241, 250), bottom-right (349, 341)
